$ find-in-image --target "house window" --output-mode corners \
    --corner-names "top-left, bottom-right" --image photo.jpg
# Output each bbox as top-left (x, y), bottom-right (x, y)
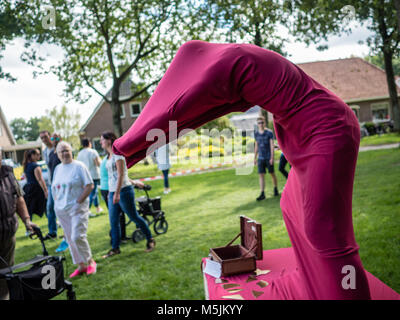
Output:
top-left (120, 105), bottom-right (126, 119)
top-left (371, 102), bottom-right (390, 121)
top-left (130, 103), bottom-right (141, 117)
top-left (349, 105), bottom-right (360, 120)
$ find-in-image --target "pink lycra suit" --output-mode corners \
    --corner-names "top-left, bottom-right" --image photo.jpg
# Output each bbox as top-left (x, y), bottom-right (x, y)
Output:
top-left (113, 40), bottom-right (371, 299)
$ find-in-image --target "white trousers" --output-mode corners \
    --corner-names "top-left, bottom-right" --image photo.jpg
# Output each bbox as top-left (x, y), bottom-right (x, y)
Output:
top-left (55, 204), bottom-right (92, 265)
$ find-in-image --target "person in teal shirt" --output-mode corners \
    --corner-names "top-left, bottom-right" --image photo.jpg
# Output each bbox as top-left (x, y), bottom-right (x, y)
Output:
top-left (100, 156), bottom-right (109, 207)
top-left (100, 156), bottom-right (128, 240)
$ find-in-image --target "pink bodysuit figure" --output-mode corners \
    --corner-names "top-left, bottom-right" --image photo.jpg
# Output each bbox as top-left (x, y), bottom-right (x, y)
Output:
top-left (113, 40), bottom-right (371, 299)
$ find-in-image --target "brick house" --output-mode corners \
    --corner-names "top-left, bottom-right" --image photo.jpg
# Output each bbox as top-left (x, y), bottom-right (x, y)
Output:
top-left (79, 80), bottom-right (149, 153)
top-left (297, 57), bottom-right (400, 123)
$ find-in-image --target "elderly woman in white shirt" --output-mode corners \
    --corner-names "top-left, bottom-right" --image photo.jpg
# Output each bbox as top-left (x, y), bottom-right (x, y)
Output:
top-left (52, 141), bottom-right (97, 278)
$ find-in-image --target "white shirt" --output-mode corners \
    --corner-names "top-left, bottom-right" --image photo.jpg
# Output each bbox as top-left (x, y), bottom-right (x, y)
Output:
top-left (106, 154), bottom-right (131, 193)
top-left (77, 148), bottom-right (100, 180)
top-left (43, 147), bottom-right (54, 165)
top-left (155, 144), bottom-right (171, 171)
top-left (52, 161), bottom-right (94, 212)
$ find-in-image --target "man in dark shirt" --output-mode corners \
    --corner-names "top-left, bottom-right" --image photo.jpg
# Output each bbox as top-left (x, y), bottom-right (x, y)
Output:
top-left (43, 133), bottom-right (62, 240)
top-left (254, 116), bottom-right (278, 201)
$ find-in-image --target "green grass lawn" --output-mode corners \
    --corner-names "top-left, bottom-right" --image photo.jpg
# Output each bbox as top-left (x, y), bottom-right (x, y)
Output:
top-left (12, 148), bottom-right (400, 299)
top-left (360, 132), bottom-right (400, 147)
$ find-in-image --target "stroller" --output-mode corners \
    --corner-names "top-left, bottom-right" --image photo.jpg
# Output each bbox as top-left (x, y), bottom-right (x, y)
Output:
top-left (121, 184), bottom-right (169, 243)
top-left (0, 226), bottom-right (76, 300)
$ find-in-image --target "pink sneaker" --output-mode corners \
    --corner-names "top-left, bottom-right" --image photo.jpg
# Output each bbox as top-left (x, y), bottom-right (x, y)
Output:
top-left (69, 267), bottom-right (87, 278)
top-left (86, 261), bottom-right (97, 275)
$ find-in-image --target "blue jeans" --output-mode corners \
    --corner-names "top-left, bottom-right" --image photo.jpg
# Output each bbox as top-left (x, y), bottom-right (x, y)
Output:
top-left (162, 170), bottom-right (169, 189)
top-left (46, 187), bottom-right (58, 236)
top-left (89, 179), bottom-right (100, 208)
top-left (108, 185), bottom-right (153, 250)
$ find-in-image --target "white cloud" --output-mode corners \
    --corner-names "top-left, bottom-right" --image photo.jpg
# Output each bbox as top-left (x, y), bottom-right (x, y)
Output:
top-left (0, 39), bottom-right (98, 125)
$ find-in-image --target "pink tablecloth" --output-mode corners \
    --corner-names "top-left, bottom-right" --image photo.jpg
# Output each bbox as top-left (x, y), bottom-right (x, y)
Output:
top-left (202, 247), bottom-right (400, 300)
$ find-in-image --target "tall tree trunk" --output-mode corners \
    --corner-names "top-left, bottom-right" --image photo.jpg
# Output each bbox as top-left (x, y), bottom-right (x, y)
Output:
top-left (395, 0), bottom-right (400, 32)
top-left (110, 81), bottom-right (123, 137)
top-left (376, 3), bottom-right (400, 132)
top-left (382, 50), bottom-right (400, 131)
top-left (111, 100), bottom-right (123, 137)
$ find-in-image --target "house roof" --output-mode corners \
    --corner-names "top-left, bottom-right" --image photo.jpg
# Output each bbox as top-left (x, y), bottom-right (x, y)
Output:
top-left (0, 105), bottom-right (17, 146)
top-left (1, 141), bottom-right (42, 152)
top-left (297, 57), bottom-right (400, 102)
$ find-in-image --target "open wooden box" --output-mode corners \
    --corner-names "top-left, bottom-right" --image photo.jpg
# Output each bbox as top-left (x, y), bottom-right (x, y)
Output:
top-left (210, 215), bottom-right (263, 277)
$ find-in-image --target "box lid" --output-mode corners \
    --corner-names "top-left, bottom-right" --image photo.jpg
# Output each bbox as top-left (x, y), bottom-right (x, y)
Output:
top-left (240, 215), bottom-right (263, 260)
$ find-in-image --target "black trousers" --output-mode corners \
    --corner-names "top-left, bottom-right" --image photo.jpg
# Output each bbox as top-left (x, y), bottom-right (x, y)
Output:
top-left (279, 153), bottom-right (290, 179)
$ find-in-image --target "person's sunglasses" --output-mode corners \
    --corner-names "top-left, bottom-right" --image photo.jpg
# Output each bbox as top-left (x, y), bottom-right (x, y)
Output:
top-left (51, 137), bottom-right (60, 141)
top-left (257, 122), bottom-right (264, 125)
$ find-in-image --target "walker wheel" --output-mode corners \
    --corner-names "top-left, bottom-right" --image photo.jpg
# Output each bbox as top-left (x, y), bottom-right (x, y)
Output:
top-left (154, 218), bottom-right (168, 235)
top-left (132, 229), bottom-right (145, 243)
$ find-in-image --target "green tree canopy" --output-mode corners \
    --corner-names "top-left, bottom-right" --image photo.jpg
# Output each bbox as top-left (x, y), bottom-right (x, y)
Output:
top-left (39, 105), bottom-right (81, 149)
top-left (0, 0), bottom-right (51, 81)
top-left (20, 0), bottom-right (202, 137)
top-left (286, 0), bottom-right (400, 131)
top-left (365, 53), bottom-right (400, 76)
top-left (9, 117), bottom-right (27, 141)
top-left (201, 0), bottom-right (288, 54)
top-left (10, 116), bottom-right (48, 143)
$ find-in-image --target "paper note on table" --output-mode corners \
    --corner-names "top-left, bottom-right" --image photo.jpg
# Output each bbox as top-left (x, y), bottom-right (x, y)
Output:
top-left (222, 294), bottom-right (244, 300)
top-left (203, 259), bottom-right (222, 278)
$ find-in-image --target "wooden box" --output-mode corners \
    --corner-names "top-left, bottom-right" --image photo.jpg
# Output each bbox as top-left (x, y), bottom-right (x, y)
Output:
top-left (209, 215), bottom-right (263, 277)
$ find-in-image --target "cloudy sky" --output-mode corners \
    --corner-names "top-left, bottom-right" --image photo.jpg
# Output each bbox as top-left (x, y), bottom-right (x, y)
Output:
top-left (0, 19), bottom-right (373, 127)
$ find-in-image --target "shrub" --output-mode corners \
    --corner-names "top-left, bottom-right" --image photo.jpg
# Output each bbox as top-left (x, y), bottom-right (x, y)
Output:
top-left (363, 122), bottom-right (376, 135)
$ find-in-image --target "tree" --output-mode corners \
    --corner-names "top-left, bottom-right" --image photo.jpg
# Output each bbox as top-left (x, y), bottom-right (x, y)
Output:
top-left (27, 0), bottom-right (194, 137)
top-left (0, 0), bottom-right (50, 81)
top-left (40, 106), bottom-right (81, 149)
top-left (354, 1), bottom-right (400, 131)
top-left (365, 53), bottom-right (400, 76)
top-left (38, 115), bottom-right (55, 134)
top-left (25, 117), bottom-right (41, 141)
top-left (201, 0), bottom-right (289, 128)
top-left (395, 0), bottom-right (400, 32)
top-left (11, 116), bottom-right (51, 142)
top-left (286, 0), bottom-right (400, 131)
top-left (10, 117), bottom-right (27, 141)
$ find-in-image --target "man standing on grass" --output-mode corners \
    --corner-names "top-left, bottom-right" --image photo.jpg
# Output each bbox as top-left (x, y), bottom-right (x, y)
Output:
top-left (254, 116), bottom-right (279, 200)
top-left (77, 139), bottom-right (103, 217)
top-left (39, 130), bottom-right (58, 239)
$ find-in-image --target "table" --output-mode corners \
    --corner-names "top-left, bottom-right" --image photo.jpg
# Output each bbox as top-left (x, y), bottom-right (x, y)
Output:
top-left (202, 247), bottom-right (400, 300)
